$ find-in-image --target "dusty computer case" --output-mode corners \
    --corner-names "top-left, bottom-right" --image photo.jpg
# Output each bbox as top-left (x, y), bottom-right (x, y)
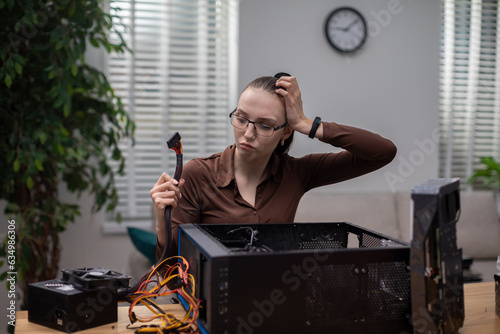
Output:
top-left (178, 178), bottom-right (465, 334)
top-left (179, 222), bottom-right (411, 333)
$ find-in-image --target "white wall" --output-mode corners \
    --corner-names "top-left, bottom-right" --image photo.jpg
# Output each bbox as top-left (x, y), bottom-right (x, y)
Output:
top-left (239, 0), bottom-right (441, 192)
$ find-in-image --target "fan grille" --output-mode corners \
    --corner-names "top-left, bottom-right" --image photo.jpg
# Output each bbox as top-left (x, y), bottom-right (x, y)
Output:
top-left (61, 267), bottom-right (131, 291)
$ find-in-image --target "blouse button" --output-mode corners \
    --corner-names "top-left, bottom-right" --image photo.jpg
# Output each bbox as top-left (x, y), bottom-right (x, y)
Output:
top-left (257, 194), bottom-right (262, 198)
top-left (253, 210), bottom-right (257, 215)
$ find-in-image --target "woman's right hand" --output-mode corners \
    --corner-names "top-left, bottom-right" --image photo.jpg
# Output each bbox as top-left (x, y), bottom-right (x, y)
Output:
top-left (150, 173), bottom-right (185, 247)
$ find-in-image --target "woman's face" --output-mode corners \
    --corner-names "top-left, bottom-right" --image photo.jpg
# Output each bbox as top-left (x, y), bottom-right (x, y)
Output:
top-left (233, 87), bottom-right (288, 162)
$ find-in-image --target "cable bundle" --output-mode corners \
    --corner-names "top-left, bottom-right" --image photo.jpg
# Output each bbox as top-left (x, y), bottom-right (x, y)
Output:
top-left (120, 132), bottom-right (197, 333)
top-left (125, 256), bottom-right (201, 333)
top-left (124, 132), bottom-right (184, 297)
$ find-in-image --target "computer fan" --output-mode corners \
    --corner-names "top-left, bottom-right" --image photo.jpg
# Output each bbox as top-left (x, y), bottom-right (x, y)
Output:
top-left (61, 267), bottom-right (131, 291)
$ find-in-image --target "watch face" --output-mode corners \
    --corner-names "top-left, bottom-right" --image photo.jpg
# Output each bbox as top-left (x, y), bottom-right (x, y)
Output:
top-left (325, 7), bottom-right (367, 53)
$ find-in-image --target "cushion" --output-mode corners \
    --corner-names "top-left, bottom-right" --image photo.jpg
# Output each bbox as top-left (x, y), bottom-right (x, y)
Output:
top-left (127, 227), bottom-right (156, 264)
top-left (395, 192), bottom-right (412, 242)
top-left (456, 191), bottom-right (500, 259)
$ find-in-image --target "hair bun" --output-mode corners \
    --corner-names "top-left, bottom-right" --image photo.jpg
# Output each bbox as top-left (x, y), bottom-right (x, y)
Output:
top-left (274, 72), bottom-right (291, 78)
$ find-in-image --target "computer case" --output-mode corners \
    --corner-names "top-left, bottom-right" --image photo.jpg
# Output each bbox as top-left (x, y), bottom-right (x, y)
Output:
top-left (410, 178), bottom-right (464, 333)
top-left (178, 178), bottom-right (466, 334)
top-left (179, 222), bottom-right (411, 334)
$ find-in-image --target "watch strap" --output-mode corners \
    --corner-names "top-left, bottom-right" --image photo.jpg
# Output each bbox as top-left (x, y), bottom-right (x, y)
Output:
top-left (308, 117), bottom-right (322, 139)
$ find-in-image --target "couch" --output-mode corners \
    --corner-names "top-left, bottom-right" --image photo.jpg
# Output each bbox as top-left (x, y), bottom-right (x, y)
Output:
top-left (295, 190), bottom-right (500, 282)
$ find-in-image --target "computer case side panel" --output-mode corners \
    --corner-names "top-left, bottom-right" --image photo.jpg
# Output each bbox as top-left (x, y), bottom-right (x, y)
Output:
top-left (179, 224), bottom-right (230, 333)
top-left (410, 178), bottom-right (464, 334)
top-left (224, 248), bottom-right (412, 334)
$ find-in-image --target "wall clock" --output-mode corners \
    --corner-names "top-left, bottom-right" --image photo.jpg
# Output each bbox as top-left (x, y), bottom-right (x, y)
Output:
top-left (324, 7), bottom-right (368, 53)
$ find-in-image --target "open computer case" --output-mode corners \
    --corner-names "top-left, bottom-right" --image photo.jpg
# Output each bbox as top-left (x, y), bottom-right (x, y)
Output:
top-left (179, 222), bottom-right (411, 333)
top-left (178, 178), bottom-right (464, 334)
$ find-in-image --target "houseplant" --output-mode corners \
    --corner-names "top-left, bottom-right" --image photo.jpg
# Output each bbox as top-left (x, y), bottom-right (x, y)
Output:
top-left (468, 156), bottom-right (500, 218)
top-left (0, 0), bottom-right (133, 308)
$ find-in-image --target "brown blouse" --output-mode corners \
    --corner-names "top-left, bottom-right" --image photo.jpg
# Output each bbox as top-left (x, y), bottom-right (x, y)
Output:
top-left (156, 122), bottom-right (397, 259)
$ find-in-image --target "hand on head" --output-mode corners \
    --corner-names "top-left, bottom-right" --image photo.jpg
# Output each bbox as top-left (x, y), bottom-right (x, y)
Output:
top-left (274, 76), bottom-right (307, 132)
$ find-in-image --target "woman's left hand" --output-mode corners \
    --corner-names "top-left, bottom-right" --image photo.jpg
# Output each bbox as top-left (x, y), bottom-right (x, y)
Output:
top-left (275, 76), bottom-right (315, 136)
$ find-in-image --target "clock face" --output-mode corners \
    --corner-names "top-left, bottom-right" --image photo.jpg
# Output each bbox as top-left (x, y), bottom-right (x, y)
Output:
top-left (325, 7), bottom-right (368, 53)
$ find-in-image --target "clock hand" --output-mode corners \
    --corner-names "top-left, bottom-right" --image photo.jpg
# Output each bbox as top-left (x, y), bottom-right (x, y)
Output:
top-left (344, 18), bottom-right (360, 32)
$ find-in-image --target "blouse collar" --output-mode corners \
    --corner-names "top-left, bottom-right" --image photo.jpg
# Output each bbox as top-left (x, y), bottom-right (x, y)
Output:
top-left (215, 145), bottom-right (281, 188)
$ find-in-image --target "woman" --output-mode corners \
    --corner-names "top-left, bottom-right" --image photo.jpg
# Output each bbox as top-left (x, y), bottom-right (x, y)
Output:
top-left (151, 74), bottom-right (397, 259)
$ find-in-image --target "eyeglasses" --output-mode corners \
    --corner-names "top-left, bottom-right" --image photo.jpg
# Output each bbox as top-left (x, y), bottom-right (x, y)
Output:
top-left (229, 110), bottom-right (288, 137)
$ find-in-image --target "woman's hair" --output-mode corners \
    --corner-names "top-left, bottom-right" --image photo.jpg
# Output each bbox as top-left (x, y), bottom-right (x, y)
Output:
top-left (242, 76), bottom-right (294, 156)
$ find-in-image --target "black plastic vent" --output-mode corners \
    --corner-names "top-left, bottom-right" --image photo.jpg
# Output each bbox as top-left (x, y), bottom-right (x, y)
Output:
top-left (305, 261), bottom-right (410, 326)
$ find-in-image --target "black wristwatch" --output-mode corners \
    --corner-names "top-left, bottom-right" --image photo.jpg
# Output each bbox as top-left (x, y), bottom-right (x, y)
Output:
top-left (308, 117), bottom-right (322, 138)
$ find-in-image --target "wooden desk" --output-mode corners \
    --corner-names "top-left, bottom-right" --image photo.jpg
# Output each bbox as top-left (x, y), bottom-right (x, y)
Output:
top-left (15, 282), bottom-right (500, 333)
top-left (460, 282), bottom-right (499, 334)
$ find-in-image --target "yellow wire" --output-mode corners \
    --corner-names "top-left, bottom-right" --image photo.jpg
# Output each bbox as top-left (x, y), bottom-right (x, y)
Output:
top-left (127, 255), bottom-right (200, 333)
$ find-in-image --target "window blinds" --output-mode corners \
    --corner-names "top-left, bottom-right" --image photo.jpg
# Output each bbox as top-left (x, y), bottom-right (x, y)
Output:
top-left (106, 0), bottom-right (238, 226)
top-left (440, 0), bottom-right (500, 184)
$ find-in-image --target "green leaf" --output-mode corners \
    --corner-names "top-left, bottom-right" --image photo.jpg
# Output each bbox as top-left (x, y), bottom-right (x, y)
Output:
top-left (5, 202), bottom-right (19, 212)
top-left (90, 38), bottom-right (99, 47)
top-left (67, 84), bottom-right (74, 97)
top-left (71, 63), bottom-right (78, 77)
top-left (55, 40), bottom-right (64, 50)
top-left (57, 143), bottom-right (64, 155)
top-left (39, 132), bottom-right (47, 145)
top-left (35, 159), bottom-right (44, 171)
top-left (60, 126), bottom-right (70, 136)
top-left (21, 15), bottom-right (33, 27)
top-left (54, 95), bottom-right (65, 108)
top-left (101, 39), bottom-right (111, 53)
top-left (6, 58), bottom-right (13, 72)
top-left (26, 176), bottom-right (34, 189)
top-left (4, 74), bottom-right (12, 88)
top-left (14, 62), bottom-right (22, 75)
top-left (31, 11), bottom-right (38, 24)
top-left (14, 20), bottom-right (22, 33)
top-left (481, 157), bottom-right (500, 171)
top-left (13, 158), bottom-right (20, 172)
top-left (69, 2), bottom-right (76, 16)
top-left (11, 53), bottom-right (25, 65)
top-left (63, 103), bottom-right (70, 117)
top-left (48, 70), bottom-right (56, 79)
top-left (469, 156), bottom-right (500, 189)
top-left (112, 147), bottom-right (121, 160)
